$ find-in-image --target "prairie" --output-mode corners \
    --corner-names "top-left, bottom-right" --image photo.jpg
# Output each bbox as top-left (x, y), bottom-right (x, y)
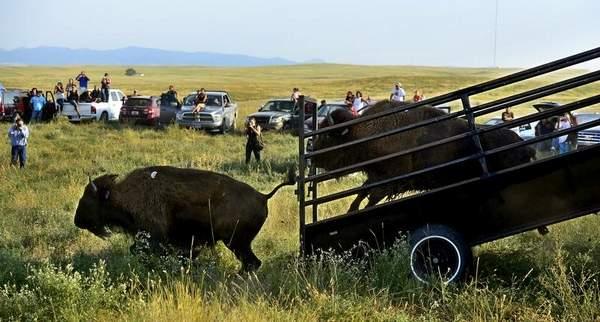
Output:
top-left (1, 64), bottom-right (599, 321)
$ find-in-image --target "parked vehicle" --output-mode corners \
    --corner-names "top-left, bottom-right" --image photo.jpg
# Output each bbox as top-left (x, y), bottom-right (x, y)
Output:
top-left (62, 89), bottom-right (125, 122)
top-left (175, 91), bottom-right (238, 133)
top-left (574, 113), bottom-right (600, 146)
top-left (0, 88), bottom-right (27, 121)
top-left (481, 117), bottom-right (538, 140)
top-left (119, 96), bottom-right (161, 126)
top-left (247, 98), bottom-right (318, 131)
top-left (158, 91), bottom-right (182, 125)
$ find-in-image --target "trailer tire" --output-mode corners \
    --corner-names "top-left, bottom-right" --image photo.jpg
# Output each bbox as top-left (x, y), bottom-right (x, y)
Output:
top-left (409, 224), bottom-right (471, 284)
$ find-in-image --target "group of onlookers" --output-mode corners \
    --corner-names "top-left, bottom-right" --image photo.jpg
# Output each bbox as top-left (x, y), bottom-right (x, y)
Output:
top-left (502, 106), bottom-right (578, 155)
top-left (52, 71), bottom-right (113, 117)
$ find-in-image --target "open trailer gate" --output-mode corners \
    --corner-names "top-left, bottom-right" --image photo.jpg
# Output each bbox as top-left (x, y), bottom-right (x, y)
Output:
top-left (297, 46), bottom-right (600, 283)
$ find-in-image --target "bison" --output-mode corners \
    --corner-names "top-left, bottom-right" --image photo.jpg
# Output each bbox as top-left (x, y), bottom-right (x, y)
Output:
top-left (313, 100), bottom-right (536, 212)
top-left (74, 166), bottom-right (295, 271)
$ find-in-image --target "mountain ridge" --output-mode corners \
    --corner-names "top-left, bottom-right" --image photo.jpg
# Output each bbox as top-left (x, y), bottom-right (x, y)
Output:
top-left (0, 46), bottom-right (299, 66)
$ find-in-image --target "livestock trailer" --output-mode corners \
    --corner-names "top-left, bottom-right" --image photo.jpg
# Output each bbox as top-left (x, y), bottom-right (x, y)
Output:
top-left (296, 47), bottom-right (600, 283)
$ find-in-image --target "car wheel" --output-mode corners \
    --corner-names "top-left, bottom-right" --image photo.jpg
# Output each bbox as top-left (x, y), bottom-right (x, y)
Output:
top-left (409, 224), bottom-right (471, 284)
top-left (219, 119), bottom-right (227, 134)
top-left (100, 112), bottom-right (109, 122)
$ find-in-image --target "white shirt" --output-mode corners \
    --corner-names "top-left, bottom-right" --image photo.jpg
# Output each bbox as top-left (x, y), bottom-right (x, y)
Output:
top-left (352, 97), bottom-right (363, 110)
top-left (557, 119), bottom-right (571, 143)
top-left (391, 87), bottom-right (406, 102)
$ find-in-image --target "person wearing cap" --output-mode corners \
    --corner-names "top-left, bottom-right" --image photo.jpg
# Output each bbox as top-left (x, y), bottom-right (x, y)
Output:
top-left (390, 83), bottom-right (406, 102)
top-left (29, 88), bottom-right (46, 123)
top-left (7, 115), bottom-right (29, 168)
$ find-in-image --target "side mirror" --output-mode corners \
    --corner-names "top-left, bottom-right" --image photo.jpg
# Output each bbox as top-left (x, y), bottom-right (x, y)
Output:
top-left (225, 103), bottom-right (232, 108)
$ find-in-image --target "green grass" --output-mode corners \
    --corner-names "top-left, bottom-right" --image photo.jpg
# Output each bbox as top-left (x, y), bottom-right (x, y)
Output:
top-left (1, 65), bottom-right (600, 321)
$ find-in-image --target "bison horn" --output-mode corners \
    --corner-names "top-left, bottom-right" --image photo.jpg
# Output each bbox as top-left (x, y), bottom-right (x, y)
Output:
top-left (89, 176), bottom-right (98, 193)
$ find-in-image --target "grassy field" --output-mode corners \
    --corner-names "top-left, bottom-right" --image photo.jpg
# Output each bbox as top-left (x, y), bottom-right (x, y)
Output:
top-left (1, 65), bottom-right (600, 321)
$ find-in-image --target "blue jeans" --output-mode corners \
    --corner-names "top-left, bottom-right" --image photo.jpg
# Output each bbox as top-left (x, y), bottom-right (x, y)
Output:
top-left (31, 110), bottom-right (42, 122)
top-left (558, 141), bottom-right (570, 154)
top-left (11, 145), bottom-right (26, 168)
top-left (101, 88), bottom-right (109, 102)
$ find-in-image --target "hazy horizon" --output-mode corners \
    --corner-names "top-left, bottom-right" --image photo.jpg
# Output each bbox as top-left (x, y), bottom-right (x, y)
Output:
top-left (1, 0), bottom-right (600, 69)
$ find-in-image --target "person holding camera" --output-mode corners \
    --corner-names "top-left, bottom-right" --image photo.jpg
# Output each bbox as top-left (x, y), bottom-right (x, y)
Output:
top-left (75, 71), bottom-right (90, 94)
top-left (245, 117), bottom-right (263, 164)
top-left (7, 116), bottom-right (29, 168)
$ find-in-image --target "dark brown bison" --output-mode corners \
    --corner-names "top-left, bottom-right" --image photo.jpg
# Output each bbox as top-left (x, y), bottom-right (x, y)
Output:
top-left (313, 100), bottom-right (536, 212)
top-left (74, 166), bottom-right (295, 271)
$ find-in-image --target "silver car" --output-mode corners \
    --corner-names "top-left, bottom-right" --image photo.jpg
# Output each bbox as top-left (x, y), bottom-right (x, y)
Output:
top-left (176, 91), bottom-right (238, 133)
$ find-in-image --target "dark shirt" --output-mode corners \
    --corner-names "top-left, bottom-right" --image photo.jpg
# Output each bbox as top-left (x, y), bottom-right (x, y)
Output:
top-left (68, 90), bottom-right (79, 102)
top-left (195, 93), bottom-right (207, 105)
top-left (246, 126), bottom-right (259, 143)
top-left (76, 75), bottom-right (90, 88)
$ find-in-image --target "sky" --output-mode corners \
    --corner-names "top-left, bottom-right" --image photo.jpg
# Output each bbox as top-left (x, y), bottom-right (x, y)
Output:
top-left (2, 0), bottom-right (600, 68)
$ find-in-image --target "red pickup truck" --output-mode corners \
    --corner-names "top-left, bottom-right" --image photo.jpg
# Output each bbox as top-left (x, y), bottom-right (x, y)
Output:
top-left (0, 88), bottom-right (28, 121)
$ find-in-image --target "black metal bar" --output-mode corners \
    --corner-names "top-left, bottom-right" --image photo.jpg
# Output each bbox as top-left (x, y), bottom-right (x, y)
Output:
top-left (304, 154), bottom-right (481, 207)
top-left (305, 93), bottom-right (600, 183)
top-left (484, 117), bottom-right (600, 157)
top-left (477, 93), bottom-right (600, 136)
top-left (304, 94), bottom-right (600, 208)
top-left (305, 70), bottom-right (600, 160)
top-left (305, 46), bottom-right (600, 138)
top-left (311, 98), bottom-right (319, 224)
top-left (304, 116), bottom-right (600, 209)
top-left (472, 70), bottom-right (600, 118)
top-left (297, 95), bottom-right (306, 255)
top-left (462, 95), bottom-right (489, 175)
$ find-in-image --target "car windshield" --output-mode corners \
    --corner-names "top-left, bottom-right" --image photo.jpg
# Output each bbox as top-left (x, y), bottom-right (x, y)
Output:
top-left (125, 98), bottom-right (151, 107)
top-left (184, 94), bottom-right (222, 106)
top-left (261, 100), bottom-right (295, 112)
top-left (2, 91), bottom-right (23, 105)
top-left (576, 114), bottom-right (600, 124)
top-left (317, 104), bottom-right (346, 117)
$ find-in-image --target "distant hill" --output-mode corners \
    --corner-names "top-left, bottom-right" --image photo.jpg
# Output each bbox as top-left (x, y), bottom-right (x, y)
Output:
top-left (0, 46), bottom-right (298, 66)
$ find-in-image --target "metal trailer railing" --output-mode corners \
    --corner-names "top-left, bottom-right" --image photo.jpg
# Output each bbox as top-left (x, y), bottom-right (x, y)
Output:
top-left (297, 46), bottom-right (600, 256)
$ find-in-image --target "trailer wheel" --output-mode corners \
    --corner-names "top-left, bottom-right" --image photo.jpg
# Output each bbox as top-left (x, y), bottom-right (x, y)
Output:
top-left (409, 224), bottom-right (471, 284)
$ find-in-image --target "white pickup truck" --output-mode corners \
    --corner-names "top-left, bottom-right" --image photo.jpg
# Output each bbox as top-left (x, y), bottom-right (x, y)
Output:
top-left (62, 89), bottom-right (125, 122)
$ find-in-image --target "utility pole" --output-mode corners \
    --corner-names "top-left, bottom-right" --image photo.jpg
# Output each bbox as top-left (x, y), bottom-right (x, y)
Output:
top-left (493, 0), bottom-right (499, 67)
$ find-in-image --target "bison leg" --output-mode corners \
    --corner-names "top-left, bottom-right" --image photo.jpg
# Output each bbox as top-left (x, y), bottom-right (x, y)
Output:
top-left (227, 242), bottom-right (261, 272)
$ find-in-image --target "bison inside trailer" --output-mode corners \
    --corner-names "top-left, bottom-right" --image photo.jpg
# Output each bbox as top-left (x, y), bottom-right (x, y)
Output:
top-left (296, 46), bottom-right (600, 284)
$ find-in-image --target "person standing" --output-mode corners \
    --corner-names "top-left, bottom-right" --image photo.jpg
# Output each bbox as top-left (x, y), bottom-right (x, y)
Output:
top-left (7, 116), bottom-right (29, 168)
top-left (390, 83), bottom-right (406, 102)
top-left (555, 114), bottom-right (572, 154)
top-left (413, 89), bottom-right (424, 102)
top-left (352, 91), bottom-right (367, 117)
top-left (245, 117), bottom-right (262, 163)
top-left (29, 88), bottom-right (46, 123)
top-left (501, 107), bottom-right (514, 122)
top-left (291, 88), bottom-right (301, 103)
top-left (75, 71), bottom-right (90, 94)
top-left (101, 73), bottom-right (112, 102)
top-left (54, 82), bottom-right (66, 113)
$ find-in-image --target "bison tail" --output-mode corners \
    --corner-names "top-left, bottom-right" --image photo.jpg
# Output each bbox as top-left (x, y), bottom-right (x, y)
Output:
top-left (264, 168), bottom-right (296, 200)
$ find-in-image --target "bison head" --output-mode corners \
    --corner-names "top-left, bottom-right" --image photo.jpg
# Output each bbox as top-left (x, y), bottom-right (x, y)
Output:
top-left (312, 108), bottom-right (358, 171)
top-left (74, 174), bottom-right (118, 238)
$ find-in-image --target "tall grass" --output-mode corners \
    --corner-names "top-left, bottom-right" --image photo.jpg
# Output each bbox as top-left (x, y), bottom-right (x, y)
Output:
top-left (1, 65), bottom-right (600, 320)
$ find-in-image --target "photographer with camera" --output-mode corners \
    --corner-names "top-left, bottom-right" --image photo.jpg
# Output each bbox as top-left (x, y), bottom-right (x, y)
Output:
top-left (245, 117), bottom-right (263, 164)
top-left (7, 116), bottom-right (29, 168)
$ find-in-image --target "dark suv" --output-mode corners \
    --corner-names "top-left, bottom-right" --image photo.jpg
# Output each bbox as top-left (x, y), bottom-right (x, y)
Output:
top-left (119, 96), bottom-right (161, 126)
top-left (247, 98), bottom-right (317, 131)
